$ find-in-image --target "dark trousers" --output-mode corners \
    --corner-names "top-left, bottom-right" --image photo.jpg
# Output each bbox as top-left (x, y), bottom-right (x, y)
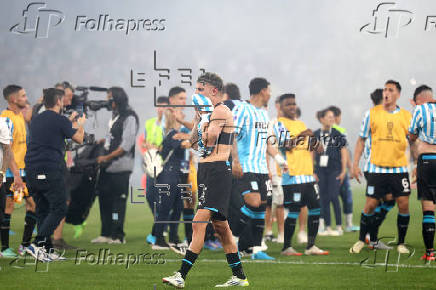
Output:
top-left (98, 171), bottom-right (130, 240)
top-left (154, 168), bottom-right (183, 242)
top-left (66, 173), bottom-right (97, 225)
top-left (26, 169), bottom-right (67, 247)
top-left (339, 173), bottom-right (353, 214)
top-left (317, 170), bottom-right (342, 227)
top-left (228, 177), bottom-right (244, 232)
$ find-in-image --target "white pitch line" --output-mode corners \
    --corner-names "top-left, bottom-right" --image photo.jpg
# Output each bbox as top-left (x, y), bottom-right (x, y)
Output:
top-left (164, 259), bottom-right (436, 269)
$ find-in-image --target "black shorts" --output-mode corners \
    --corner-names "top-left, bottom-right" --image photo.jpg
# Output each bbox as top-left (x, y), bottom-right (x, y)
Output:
top-left (417, 153), bottom-right (436, 203)
top-left (4, 176), bottom-right (31, 198)
top-left (237, 173), bottom-right (271, 201)
top-left (365, 173), bottom-right (411, 199)
top-left (282, 182), bottom-right (320, 209)
top-left (197, 161), bottom-right (232, 221)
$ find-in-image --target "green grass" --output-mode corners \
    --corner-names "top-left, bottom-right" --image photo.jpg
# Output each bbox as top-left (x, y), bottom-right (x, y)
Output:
top-left (1, 186), bottom-right (435, 289)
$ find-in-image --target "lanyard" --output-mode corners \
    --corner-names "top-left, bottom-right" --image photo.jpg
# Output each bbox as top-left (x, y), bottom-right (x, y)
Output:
top-left (321, 128), bottom-right (332, 155)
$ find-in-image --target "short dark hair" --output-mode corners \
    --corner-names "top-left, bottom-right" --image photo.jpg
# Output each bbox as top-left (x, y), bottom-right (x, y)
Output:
top-left (413, 85), bottom-right (433, 102)
top-left (370, 88), bottom-right (383, 106)
top-left (327, 105), bottom-right (341, 117)
top-left (385, 79), bottom-right (401, 92)
top-left (318, 108), bottom-right (333, 120)
top-left (3, 85), bottom-right (22, 101)
top-left (168, 87), bottom-right (186, 98)
top-left (157, 96), bottom-right (169, 104)
top-left (224, 83), bottom-right (241, 100)
top-left (249, 77), bottom-right (270, 95)
top-left (278, 93), bottom-right (295, 104)
top-left (197, 72), bottom-right (224, 92)
top-left (54, 81), bottom-right (74, 92)
top-left (43, 88), bottom-right (64, 109)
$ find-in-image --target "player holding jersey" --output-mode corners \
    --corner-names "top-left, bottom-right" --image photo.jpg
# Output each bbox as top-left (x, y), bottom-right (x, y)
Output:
top-left (351, 80), bottom-right (412, 254)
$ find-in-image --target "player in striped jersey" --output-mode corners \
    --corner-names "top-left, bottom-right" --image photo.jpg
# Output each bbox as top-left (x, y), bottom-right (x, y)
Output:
top-left (350, 80), bottom-right (412, 255)
top-left (408, 85), bottom-right (436, 261)
top-left (273, 94), bottom-right (328, 256)
top-left (230, 78), bottom-right (287, 260)
top-left (361, 89), bottom-right (396, 248)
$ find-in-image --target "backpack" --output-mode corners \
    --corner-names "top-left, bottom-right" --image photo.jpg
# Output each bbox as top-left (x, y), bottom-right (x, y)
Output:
top-left (142, 148), bottom-right (173, 178)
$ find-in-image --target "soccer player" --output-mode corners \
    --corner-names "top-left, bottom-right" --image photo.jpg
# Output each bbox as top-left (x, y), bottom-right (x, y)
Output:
top-left (362, 89), bottom-right (396, 247)
top-left (230, 78), bottom-right (286, 260)
top-left (0, 117), bottom-right (13, 227)
top-left (408, 85), bottom-right (436, 261)
top-left (351, 80), bottom-right (412, 254)
top-left (0, 85), bottom-right (36, 258)
top-left (162, 72), bottom-right (248, 288)
top-left (273, 94), bottom-right (328, 255)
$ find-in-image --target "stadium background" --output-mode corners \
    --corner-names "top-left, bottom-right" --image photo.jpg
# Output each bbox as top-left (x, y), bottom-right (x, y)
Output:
top-left (1, 0), bottom-right (435, 288)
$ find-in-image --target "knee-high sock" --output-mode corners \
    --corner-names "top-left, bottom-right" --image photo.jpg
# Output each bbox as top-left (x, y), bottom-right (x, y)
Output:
top-left (179, 249), bottom-right (199, 279)
top-left (226, 252), bottom-right (246, 279)
top-left (1, 213), bottom-right (11, 251)
top-left (397, 213), bottom-right (410, 244)
top-left (22, 211), bottom-right (37, 247)
top-left (283, 212), bottom-right (298, 250)
top-left (359, 212), bottom-right (375, 242)
top-left (240, 204), bottom-right (266, 251)
top-left (422, 211), bottom-right (435, 251)
top-left (183, 208), bottom-right (194, 244)
top-left (307, 208), bottom-right (321, 249)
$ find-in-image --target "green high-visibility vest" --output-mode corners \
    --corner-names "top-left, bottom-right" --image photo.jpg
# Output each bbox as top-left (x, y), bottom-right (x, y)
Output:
top-left (333, 124), bottom-right (347, 135)
top-left (145, 117), bottom-right (163, 146)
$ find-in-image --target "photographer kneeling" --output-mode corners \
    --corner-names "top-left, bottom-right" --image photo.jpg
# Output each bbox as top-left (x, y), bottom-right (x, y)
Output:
top-left (25, 88), bottom-right (86, 262)
top-left (92, 87), bottom-right (138, 244)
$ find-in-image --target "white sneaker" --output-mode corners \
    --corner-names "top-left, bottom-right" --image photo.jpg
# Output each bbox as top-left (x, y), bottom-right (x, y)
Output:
top-left (281, 247), bottom-right (303, 256)
top-left (328, 229), bottom-right (340, 236)
top-left (350, 241), bottom-right (365, 254)
top-left (304, 245), bottom-right (329, 255)
top-left (397, 244), bottom-right (410, 254)
top-left (215, 276), bottom-right (249, 287)
top-left (335, 228), bottom-right (344, 236)
top-left (260, 240), bottom-right (268, 251)
top-left (47, 249), bottom-right (67, 261)
top-left (297, 231), bottom-right (308, 244)
top-left (318, 229), bottom-right (329, 236)
top-left (91, 236), bottom-right (112, 244)
top-left (170, 244), bottom-right (186, 256)
top-left (25, 243), bottom-right (52, 263)
top-left (108, 239), bottom-right (126, 244)
top-left (162, 272), bottom-right (185, 288)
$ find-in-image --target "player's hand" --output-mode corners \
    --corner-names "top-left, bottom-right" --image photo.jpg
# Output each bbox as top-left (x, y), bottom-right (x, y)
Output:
top-left (352, 165), bottom-right (362, 184)
top-left (232, 160), bottom-right (243, 178)
top-left (411, 167), bottom-right (417, 184)
top-left (336, 171), bottom-right (346, 184)
top-left (97, 155), bottom-right (110, 164)
top-left (13, 175), bottom-right (24, 191)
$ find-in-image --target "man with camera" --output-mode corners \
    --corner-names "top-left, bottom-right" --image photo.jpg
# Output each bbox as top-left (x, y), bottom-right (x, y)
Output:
top-left (92, 87), bottom-right (138, 244)
top-left (25, 88), bottom-right (86, 262)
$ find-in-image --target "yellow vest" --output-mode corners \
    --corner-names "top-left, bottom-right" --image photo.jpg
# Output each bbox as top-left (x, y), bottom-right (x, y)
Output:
top-left (278, 117), bottom-right (313, 176)
top-left (369, 106), bottom-right (411, 167)
top-left (1, 110), bottom-right (26, 169)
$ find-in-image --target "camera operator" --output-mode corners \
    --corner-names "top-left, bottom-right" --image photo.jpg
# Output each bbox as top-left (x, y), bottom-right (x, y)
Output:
top-left (24, 88), bottom-right (86, 261)
top-left (92, 87), bottom-right (138, 244)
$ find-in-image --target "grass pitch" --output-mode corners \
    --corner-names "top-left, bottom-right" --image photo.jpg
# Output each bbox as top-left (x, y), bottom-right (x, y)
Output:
top-left (1, 186), bottom-right (435, 289)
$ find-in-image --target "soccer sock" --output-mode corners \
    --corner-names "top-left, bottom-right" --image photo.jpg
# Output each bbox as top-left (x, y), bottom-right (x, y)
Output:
top-left (422, 211), bottom-right (435, 251)
top-left (251, 217), bottom-right (265, 250)
top-left (345, 213), bottom-right (353, 228)
top-left (283, 212), bottom-right (298, 250)
top-left (183, 208), bottom-right (194, 244)
top-left (22, 211), bottom-right (37, 247)
top-left (179, 249), bottom-right (198, 279)
top-left (307, 208), bottom-right (320, 249)
top-left (1, 213), bottom-right (11, 251)
top-left (233, 206), bottom-right (250, 237)
top-left (375, 200), bottom-right (395, 227)
top-left (359, 212), bottom-right (374, 242)
top-left (397, 213), bottom-right (410, 244)
top-left (226, 252), bottom-right (246, 279)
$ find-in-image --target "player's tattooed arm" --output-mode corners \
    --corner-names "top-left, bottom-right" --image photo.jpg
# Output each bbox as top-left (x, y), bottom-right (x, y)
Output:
top-left (0, 144), bottom-right (12, 186)
top-left (407, 133), bottom-right (419, 163)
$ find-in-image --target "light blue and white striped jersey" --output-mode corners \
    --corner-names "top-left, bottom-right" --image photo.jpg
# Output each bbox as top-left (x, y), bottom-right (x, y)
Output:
top-left (359, 108), bottom-right (409, 174)
top-left (192, 93), bottom-right (213, 112)
top-left (409, 102), bottom-right (436, 144)
top-left (272, 121), bottom-right (315, 185)
top-left (233, 101), bottom-right (269, 174)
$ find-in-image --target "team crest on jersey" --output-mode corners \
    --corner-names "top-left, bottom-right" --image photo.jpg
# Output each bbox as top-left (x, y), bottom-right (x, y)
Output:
top-left (294, 193), bottom-right (301, 202)
top-left (367, 186), bottom-right (375, 195)
top-left (251, 181), bottom-right (259, 191)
